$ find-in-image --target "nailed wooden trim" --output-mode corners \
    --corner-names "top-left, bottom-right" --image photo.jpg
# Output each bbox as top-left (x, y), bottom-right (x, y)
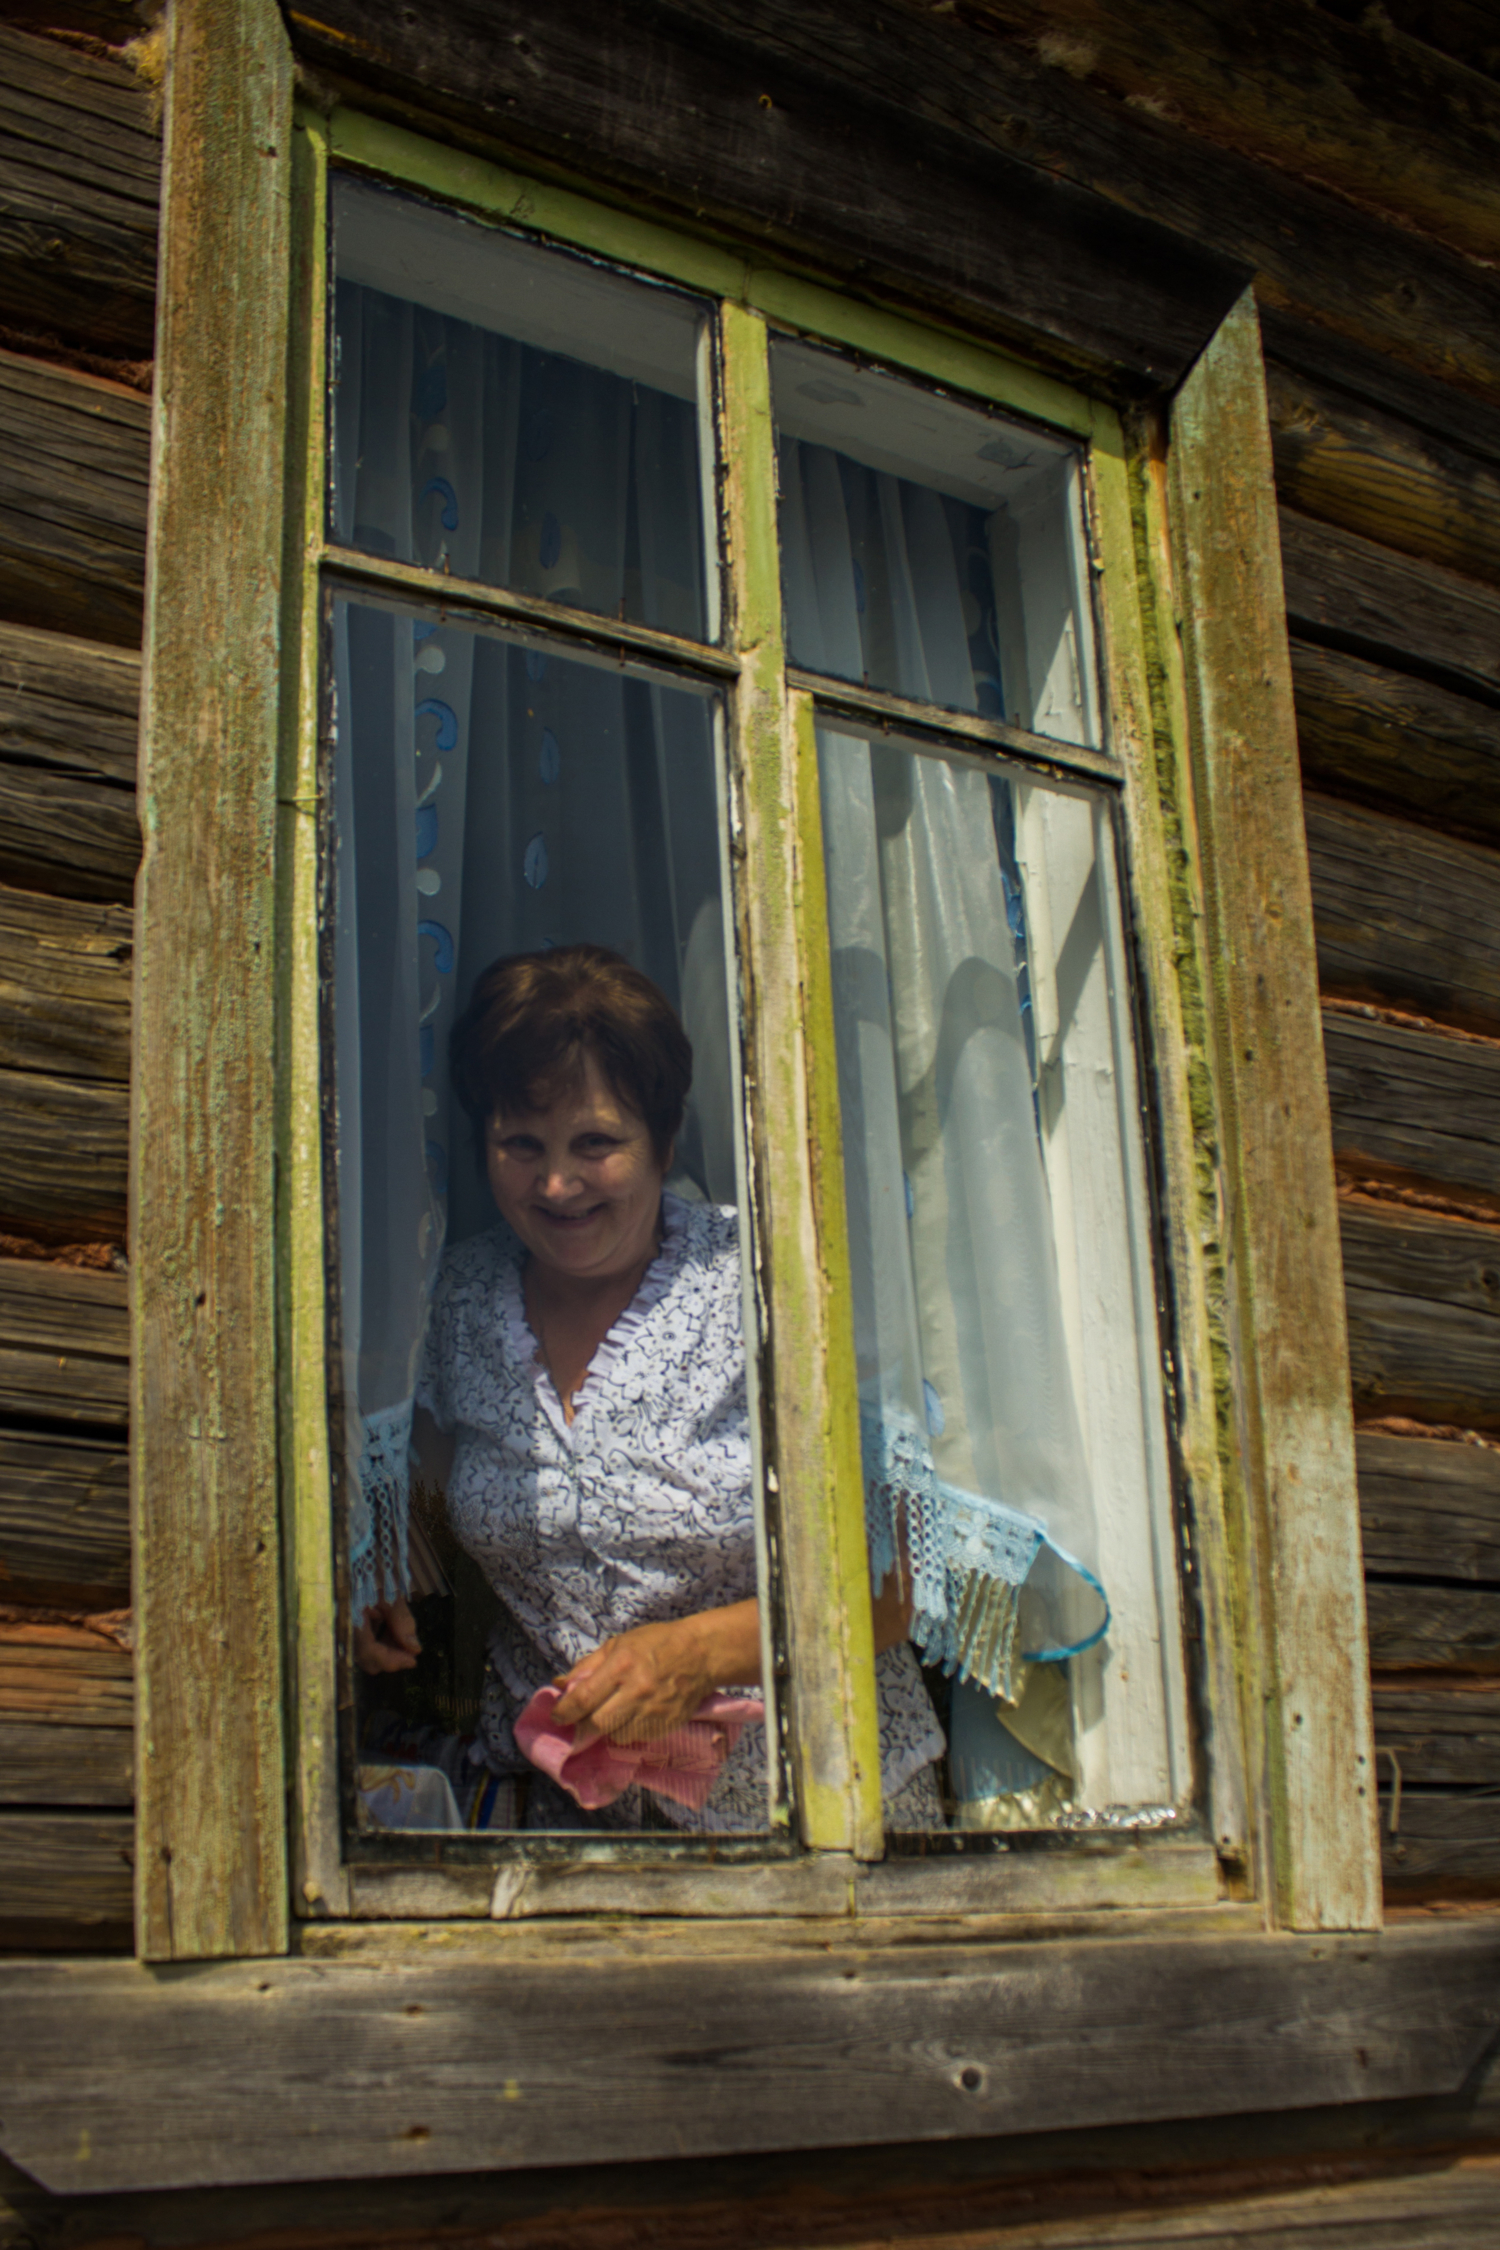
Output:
top-left (2, 1921), bottom-right (1499, 2191)
top-left (325, 543), bottom-right (739, 682)
top-left (1170, 292), bottom-right (1380, 1931)
top-left (132, 0), bottom-right (292, 1962)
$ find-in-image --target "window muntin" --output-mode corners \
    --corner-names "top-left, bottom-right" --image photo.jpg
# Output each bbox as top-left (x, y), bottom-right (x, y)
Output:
top-left (771, 335), bottom-right (1100, 747)
top-left (332, 177), bottom-right (719, 642)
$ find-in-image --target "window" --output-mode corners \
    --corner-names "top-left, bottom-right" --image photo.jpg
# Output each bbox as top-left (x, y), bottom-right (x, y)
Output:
top-left (283, 117), bottom-right (1203, 1894)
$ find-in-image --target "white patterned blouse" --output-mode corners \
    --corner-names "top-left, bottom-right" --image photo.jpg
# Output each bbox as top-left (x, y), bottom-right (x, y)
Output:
top-left (417, 1192), bottom-right (945, 1831)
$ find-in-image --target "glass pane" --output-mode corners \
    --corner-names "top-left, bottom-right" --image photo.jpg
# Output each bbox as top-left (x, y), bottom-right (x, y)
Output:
top-left (330, 597), bottom-right (769, 1837)
top-left (331, 177), bottom-right (717, 642)
top-left (816, 725), bottom-right (1189, 1831)
top-left (771, 337), bottom-right (1100, 748)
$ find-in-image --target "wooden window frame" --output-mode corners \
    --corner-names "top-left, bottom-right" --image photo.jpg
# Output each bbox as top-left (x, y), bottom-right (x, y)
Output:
top-left (133, 0), bottom-right (1376, 1971)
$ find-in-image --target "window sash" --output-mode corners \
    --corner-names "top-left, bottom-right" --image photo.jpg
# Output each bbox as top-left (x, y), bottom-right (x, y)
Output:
top-left (280, 95), bottom-right (1235, 1914)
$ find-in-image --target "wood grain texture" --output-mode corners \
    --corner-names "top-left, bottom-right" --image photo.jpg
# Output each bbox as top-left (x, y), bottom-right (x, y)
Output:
top-left (1269, 363), bottom-right (1500, 588)
top-left (1291, 640), bottom-right (1500, 846)
top-left (0, 1258), bottom-right (127, 1426)
top-left (1358, 1432), bottom-right (1500, 1584)
top-left (1306, 795), bottom-right (1500, 1035)
top-left (1279, 507), bottom-right (1500, 705)
top-left (0, 759), bottom-right (139, 905)
top-left (1342, 1206), bottom-right (1500, 1430)
top-left (0, 23), bottom-right (159, 358)
top-left (0, 1427), bottom-right (129, 1599)
top-left (1324, 1013), bottom-right (1500, 1203)
top-left (288, 0), bottom-right (1248, 397)
top-left (0, 1065), bottom-right (126, 1239)
top-left (0, 350), bottom-right (149, 648)
top-left (1373, 1684), bottom-right (1500, 1787)
top-left (0, 621), bottom-right (140, 788)
top-left (1383, 1794), bottom-right (1500, 1890)
top-left (0, 1643), bottom-right (133, 1729)
top-left (0, 1719), bottom-right (132, 1804)
top-left (1366, 1584), bottom-right (1500, 1670)
top-left (0, 887), bottom-right (131, 1081)
top-left (0, 1811), bottom-right (132, 1929)
top-left (2, 1924), bottom-right (1499, 2193)
top-left (1170, 292), bottom-right (1379, 1930)
top-left (131, 0), bottom-right (291, 1961)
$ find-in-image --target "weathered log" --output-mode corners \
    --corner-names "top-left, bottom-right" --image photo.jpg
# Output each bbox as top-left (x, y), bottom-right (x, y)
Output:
top-left (1382, 1792), bottom-right (1500, 1891)
top-left (1324, 1013), bottom-right (1500, 1204)
top-left (1366, 1582), bottom-right (1500, 1670)
top-left (287, 0), bottom-right (1500, 401)
top-left (0, 1427), bottom-right (129, 1599)
top-left (1280, 508), bottom-right (1500, 705)
top-left (0, 1641), bottom-right (133, 1729)
top-left (1358, 1432), bottom-right (1500, 1583)
top-left (0, 349), bottom-right (149, 648)
top-left (0, 1257), bottom-right (127, 1426)
top-left (0, 1809), bottom-right (132, 1929)
top-left (0, 621), bottom-right (140, 788)
top-left (0, 758), bottom-right (139, 904)
top-left (1373, 1684), bottom-right (1500, 1788)
top-left (1341, 1205), bottom-right (1500, 1428)
top-left (1292, 640), bottom-right (1500, 846)
top-left (0, 25), bottom-right (159, 360)
top-left (0, 1065), bottom-right (127, 1239)
top-left (1269, 362), bottom-right (1500, 587)
top-left (1306, 794), bottom-right (1500, 1034)
top-left (0, 886), bottom-right (131, 1082)
top-left (0, 1719), bottom-right (132, 1805)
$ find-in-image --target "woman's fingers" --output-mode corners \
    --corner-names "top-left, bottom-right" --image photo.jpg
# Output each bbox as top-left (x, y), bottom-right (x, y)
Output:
top-left (354, 1600), bottom-right (422, 1675)
top-left (552, 1623), bottom-right (708, 1736)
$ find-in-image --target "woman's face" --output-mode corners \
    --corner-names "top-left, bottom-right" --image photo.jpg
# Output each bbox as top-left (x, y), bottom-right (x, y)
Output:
top-left (485, 1048), bottom-right (668, 1286)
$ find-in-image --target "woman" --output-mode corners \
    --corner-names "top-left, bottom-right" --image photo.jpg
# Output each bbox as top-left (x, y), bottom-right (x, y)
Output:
top-left (360, 943), bottom-right (945, 1831)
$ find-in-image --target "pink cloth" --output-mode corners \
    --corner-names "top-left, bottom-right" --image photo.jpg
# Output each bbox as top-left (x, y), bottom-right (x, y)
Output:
top-left (514, 1684), bottom-right (765, 1811)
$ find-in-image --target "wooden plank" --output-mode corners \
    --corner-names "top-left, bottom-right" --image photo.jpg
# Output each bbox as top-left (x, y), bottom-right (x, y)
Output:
top-left (1383, 1793), bottom-right (1500, 1891)
top-left (1373, 1684), bottom-right (1500, 1787)
top-left (2, 1923), bottom-right (1499, 2192)
top-left (1358, 1432), bottom-right (1500, 1583)
top-left (0, 1647), bottom-right (132, 1729)
top-left (1268, 363), bottom-right (1500, 586)
top-left (290, 0), bottom-right (1248, 397)
top-left (0, 621), bottom-right (140, 788)
top-left (1169, 292), bottom-right (1379, 1930)
top-left (1341, 1206), bottom-right (1500, 1430)
top-left (0, 349), bottom-right (150, 649)
top-left (132, 0), bottom-right (291, 1961)
top-left (0, 1065), bottom-right (127, 1239)
top-left (0, 886), bottom-right (131, 1081)
top-left (1324, 1013), bottom-right (1500, 1204)
top-left (0, 1427), bottom-right (129, 1599)
top-left (0, 1811), bottom-right (132, 1928)
top-left (1291, 640), bottom-right (1500, 848)
top-left (1280, 508), bottom-right (1500, 704)
top-left (0, 1720), bottom-right (133, 1804)
top-left (0, 24), bottom-right (159, 359)
top-left (1306, 795), bottom-right (1500, 1035)
top-left (1366, 1584), bottom-right (1500, 1670)
top-left (0, 759), bottom-right (139, 906)
top-left (0, 1258), bottom-right (128, 1426)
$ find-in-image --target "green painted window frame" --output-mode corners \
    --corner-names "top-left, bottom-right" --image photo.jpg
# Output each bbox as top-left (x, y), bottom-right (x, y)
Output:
top-left (129, 0), bottom-right (1381, 1962)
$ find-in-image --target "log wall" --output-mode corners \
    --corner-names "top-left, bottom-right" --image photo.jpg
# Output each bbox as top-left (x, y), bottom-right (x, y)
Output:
top-left (0, 13), bottom-right (148, 1957)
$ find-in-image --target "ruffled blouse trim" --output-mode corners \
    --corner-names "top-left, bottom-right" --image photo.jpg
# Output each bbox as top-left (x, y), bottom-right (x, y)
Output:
top-left (492, 1194), bottom-right (726, 1404)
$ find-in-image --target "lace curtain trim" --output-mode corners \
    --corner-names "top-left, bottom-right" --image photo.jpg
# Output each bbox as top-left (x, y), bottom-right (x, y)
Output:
top-left (861, 1406), bottom-right (1108, 1703)
top-left (350, 1397), bottom-right (414, 1622)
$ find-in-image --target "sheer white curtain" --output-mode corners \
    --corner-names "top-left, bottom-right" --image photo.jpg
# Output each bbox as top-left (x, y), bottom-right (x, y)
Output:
top-left (779, 438), bottom-right (1108, 1795)
top-left (334, 284), bottom-right (726, 1621)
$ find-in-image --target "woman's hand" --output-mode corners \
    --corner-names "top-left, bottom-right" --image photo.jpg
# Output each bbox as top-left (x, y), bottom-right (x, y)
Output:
top-left (355, 1596), bottom-right (422, 1675)
top-left (552, 1599), bottom-right (760, 1742)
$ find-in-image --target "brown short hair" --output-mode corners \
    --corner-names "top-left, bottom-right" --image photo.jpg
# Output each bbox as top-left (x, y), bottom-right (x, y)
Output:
top-left (450, 945), bottom-right (692, 1166)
